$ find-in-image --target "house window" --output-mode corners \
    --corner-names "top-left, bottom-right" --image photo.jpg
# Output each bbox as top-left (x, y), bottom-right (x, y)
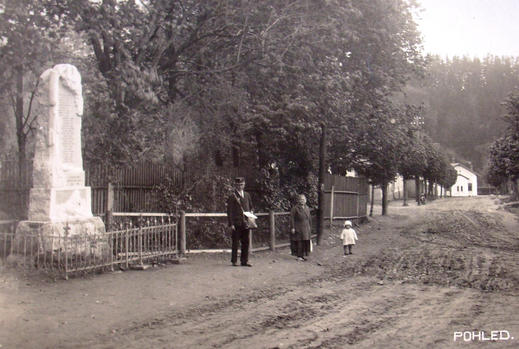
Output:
top-left (461, 186), bottom-right (463, 192)
top-left (457, 186), bottom-right (459, 192)
top-left (468, 183), bottom-right (472, 191)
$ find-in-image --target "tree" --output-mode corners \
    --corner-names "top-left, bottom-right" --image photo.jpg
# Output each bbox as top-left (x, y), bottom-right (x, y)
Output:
top-left (344, 104), bottom-right (407, 216)
top-left (312, 0), bottom-right (424, 215)
top-left (47, 0), bottom-right (426, 215)
top-left (407, 55), bottom-right (519, 173)
top-left (438, 163), bottom-right (457, 197)
top-left (0, 0), bottom-right (66, 181)
top-left (488, 93), bottom-right (519, 199)
top-left (392, 104), bottom-right (428, 205)
top-left (398, 139), bottom-right (427, 205)
top-left (54, 0), bottom-right (254, 166)
top-left (421, 139), bottom-right (443, 198)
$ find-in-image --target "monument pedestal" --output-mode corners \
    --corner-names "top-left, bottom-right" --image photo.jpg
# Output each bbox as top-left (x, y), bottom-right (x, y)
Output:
top-left (28, 186), bottom-right (93, 222)
top-left (15, 217), bottom-right (106, 258)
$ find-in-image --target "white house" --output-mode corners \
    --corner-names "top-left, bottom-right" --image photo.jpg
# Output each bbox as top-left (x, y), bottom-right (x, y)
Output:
top-left (372, 175), bottom-right (446, 201)
top-left (450, 163), bottom-right (478, 197)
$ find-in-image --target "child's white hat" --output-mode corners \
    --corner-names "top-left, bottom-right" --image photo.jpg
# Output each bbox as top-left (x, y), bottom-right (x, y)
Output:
top-left (344, 220), bottom-right (352, 227)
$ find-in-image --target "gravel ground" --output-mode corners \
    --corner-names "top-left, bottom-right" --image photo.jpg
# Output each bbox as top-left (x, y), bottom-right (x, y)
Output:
top-left (1, 196), bottom-right (518, 348)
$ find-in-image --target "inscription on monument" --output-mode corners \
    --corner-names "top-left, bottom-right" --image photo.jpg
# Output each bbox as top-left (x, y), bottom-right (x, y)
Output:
top-left (61, 117), bottom-right (75, 164)
top-left (58, 87), bottom-right (79, 166)
top-left (65, 175), bottom-right (83, 187)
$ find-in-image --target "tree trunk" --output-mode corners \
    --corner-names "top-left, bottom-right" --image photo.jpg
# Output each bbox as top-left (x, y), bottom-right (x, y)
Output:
top-left (211, 180), bottom-right (217, 211)
top-left (213, 149), bottom-right (224, 167)
top-left (15, 65), bottom-right (28, 183)
top-left (369, 184), bottom-right (374, 217)
top-left (403, 176), bottom-right (408, 206)
top-left (15, 65), bottom-right (28, 218)
top-left (381, 181), bottom-right (388, 216)
top-left (231, 140), bottom-right (240, 168)
top-left (317, 124), bottom-right (326, 245)
top-left (255, 131), bottom-right (268, 169)
top-left (415, 177), bottom-right (420, 205)
top-left (511, 179), bottom-right (519, 201)
top-left (17, 141), bottom-right (26, 183)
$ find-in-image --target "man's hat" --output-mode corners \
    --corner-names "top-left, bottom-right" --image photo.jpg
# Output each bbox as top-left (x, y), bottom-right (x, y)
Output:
top-left (234, 177), bottom-right (245, 184)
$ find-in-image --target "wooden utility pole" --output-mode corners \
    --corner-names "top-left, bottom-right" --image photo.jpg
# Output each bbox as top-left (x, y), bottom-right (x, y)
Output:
top-left (317, 124), bottom-right (326, 245)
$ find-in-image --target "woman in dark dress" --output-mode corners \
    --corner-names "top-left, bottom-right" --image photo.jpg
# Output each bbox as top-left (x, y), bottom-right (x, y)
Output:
top-left (290, 194), bottom-right (312, 261)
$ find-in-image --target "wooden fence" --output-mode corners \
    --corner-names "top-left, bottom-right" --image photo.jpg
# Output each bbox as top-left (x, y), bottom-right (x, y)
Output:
top-left (478, 186), bottom-right (497, 195)
top-left (322, 174), bottom-right (369, 225)
top-left (1, 161), bottom-right (369, 227)
top-left (86, 163), bottom-right (256, 215)
top-left (0, 160), bottom-right (31, 219)
top-left (0, 161), bottom-right (184, 217)
top-left (177, 210), bottom-right (294, 253)
top-left (86, 162), bottom-right (185, 215)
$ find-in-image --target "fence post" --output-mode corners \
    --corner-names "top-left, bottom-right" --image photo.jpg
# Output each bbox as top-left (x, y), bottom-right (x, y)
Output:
top-left (356, 190), bottom-right (360, 223)
top-left (2, 226), bottom-right (7, 257)
top-left (105, 182), bottom-right (114, 229)
top-left (249, 227), bottom-right (253, 255)
top-left (109, 231), bottom-right (114, 272)
top-left (125, 228), bottom-right (129, 269)
top-left (9, 226), bottom-right (14, 256)
top-left (138, 214), bottom-right (143, 265)
top-left (179, 211), bottom-right (186, 255)
top-left (269, 210), bottom-right (275, 251)
top-left (173, 216), bottom-right (178, 254)
top-left (330, 185), bottom-right (335, 228)
top-left (64, 224), bottom-right (69, 280)
top-left (23, 234), bottom-right (27, 269)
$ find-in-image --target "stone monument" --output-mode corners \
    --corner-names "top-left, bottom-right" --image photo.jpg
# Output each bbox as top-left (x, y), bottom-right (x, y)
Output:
top-left (16, 64), bottom-right (105, 255)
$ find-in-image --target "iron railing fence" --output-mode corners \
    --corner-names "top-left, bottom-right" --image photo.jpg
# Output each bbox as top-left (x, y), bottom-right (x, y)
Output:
top-left (109, 222), bottom-right (178, 271)
top-left (0, 220), bottom-right (178, 279)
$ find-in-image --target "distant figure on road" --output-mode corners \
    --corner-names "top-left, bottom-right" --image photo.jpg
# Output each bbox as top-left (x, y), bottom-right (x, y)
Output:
top-left (419, 193), bottom-right (426, 205)
top-left (290, 194), bottom-right (312, 261)
top-left (226, 177), bottom-right (254, 267)
top-left (340, 220), bottom-right (358, 256)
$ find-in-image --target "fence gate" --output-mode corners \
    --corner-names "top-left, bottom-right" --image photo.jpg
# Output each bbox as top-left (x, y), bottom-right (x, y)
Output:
top-left (322, 174), bottom-right (368, 225)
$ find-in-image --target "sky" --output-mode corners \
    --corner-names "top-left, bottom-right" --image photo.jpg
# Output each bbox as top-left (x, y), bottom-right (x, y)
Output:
top-left (415, 0), bottom-right (519, 59)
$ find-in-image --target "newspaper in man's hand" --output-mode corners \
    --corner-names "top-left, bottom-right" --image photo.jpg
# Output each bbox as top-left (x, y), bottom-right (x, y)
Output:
top-left (243, 211), bottom-right (257, 219)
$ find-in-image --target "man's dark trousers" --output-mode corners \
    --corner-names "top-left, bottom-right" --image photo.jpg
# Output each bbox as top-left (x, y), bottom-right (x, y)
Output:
top-left (231, 226), bottom-right (250, 265)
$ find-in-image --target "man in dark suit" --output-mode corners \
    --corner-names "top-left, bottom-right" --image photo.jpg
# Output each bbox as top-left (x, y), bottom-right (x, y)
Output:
top-left (226, 177), bottom-right (253, 267)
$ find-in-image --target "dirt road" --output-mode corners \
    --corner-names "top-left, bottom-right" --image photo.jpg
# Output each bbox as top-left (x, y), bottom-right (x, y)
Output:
top-left (1, 196), bottom-right (518, 348)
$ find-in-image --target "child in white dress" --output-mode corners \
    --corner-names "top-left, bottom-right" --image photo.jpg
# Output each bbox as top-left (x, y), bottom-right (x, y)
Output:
top-left (340, 220), bottom-right (358, 256)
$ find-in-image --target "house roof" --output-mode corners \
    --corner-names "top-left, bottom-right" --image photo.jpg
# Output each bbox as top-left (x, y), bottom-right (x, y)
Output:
top-left (451, 162), bottom-right (478, 176)
top-left (457, 173), bottom-right (470, 180)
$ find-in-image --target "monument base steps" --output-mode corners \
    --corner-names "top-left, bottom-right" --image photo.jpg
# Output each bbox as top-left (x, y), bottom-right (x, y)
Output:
top-left (28, 187), bottom-right (93, 222)
top-left (14, 217), bottom-right (107, 258)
